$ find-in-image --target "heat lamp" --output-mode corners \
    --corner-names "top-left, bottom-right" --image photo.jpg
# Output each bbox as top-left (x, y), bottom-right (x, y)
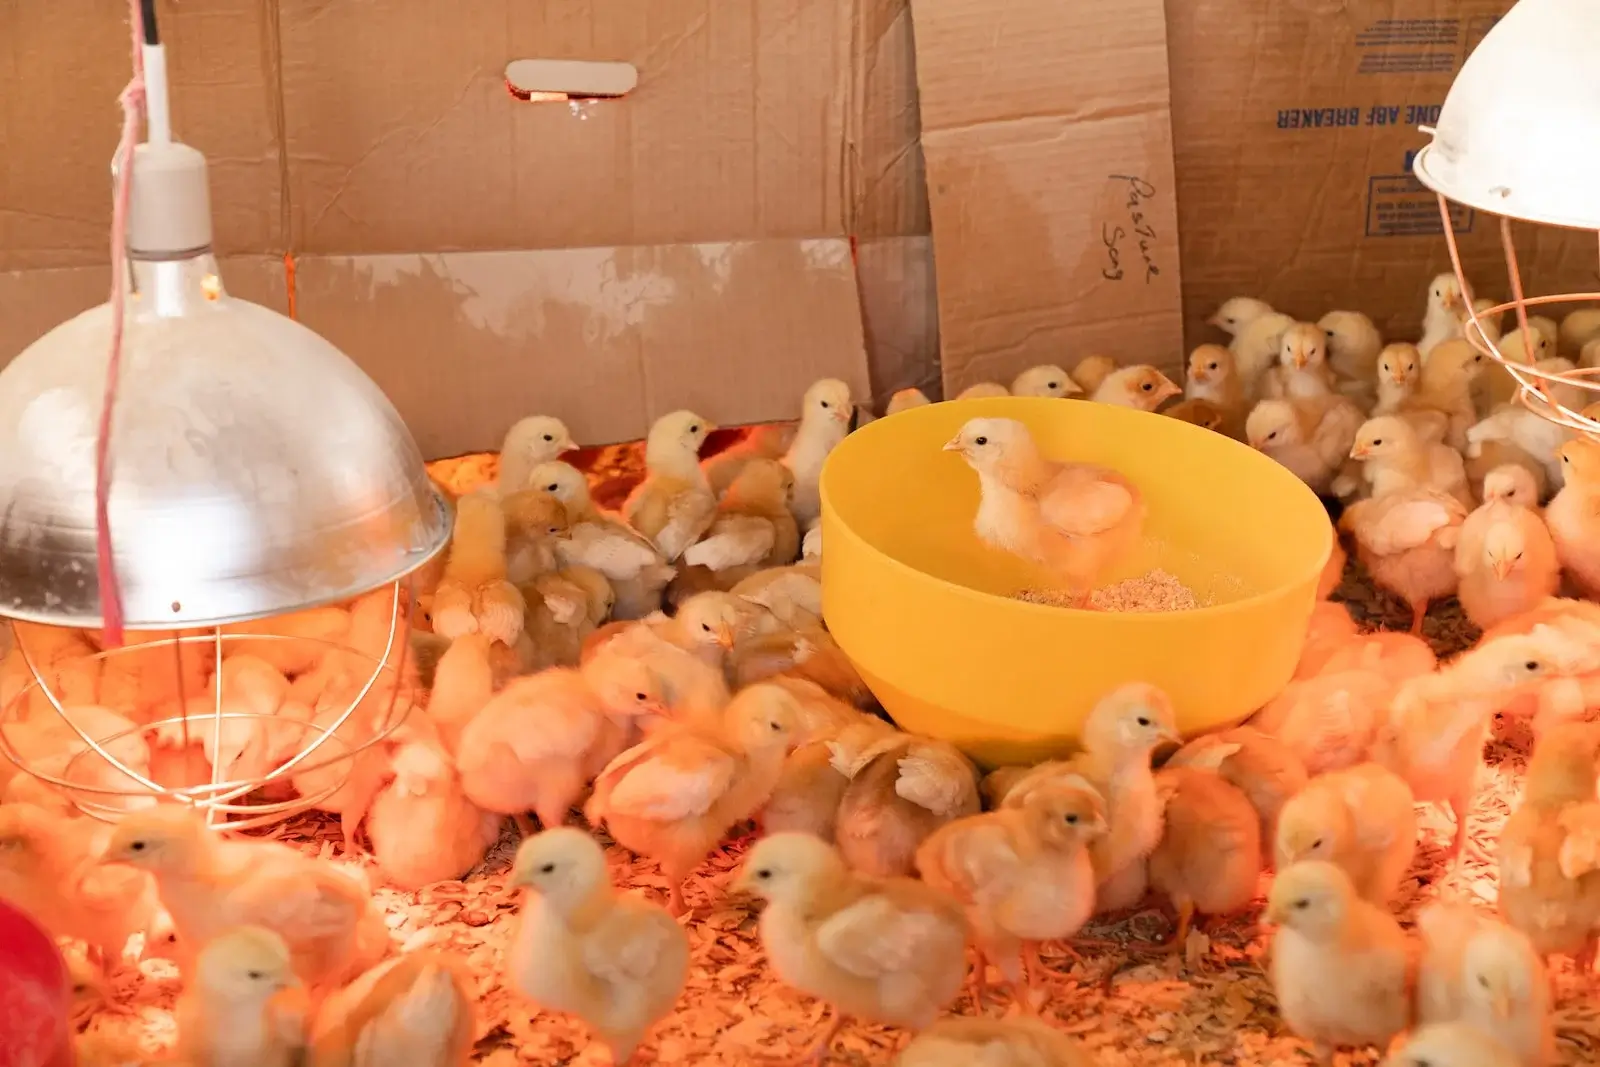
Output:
top-left (1411, 0), bottom-right (1600, 434)
top-left (0, 2), bottom-right (452, 826)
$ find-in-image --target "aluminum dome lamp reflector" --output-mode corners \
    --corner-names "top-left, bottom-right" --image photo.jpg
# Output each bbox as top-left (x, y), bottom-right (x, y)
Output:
top-left (0, 124), bottom-right (451, 632)
top-left (1411, 0), bottom-right (1600, 231)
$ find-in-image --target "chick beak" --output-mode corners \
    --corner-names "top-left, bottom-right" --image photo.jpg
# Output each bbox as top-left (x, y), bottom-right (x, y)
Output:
top-left (730, 866), bottom-right (757, 895)
top-left (1159, 726), bottom-right (1183, 748)
top-left (1292, 353), bottom-right (1308, 369)
top-left (1262, 901), bottom-right (1284, 925)
top-left (508, 859), bottom-right (537, 890)
top-left (1350, 444), bottom-right (1371, 460)
top-left (1493, 559), bottom-right (1514, 580)
top-left (942, 436), bottom-right (965, 452)
top-left (715, 625), bottom-right (736, 650)
top-left (1156, 381), bottom-right (1182, 405)
top-left (1391, 369), bottom-right (1408, 385)
top-left (831, 407), bottom-right (851, 425)
top-left (1205, 313), bottom-right (1223, 328)
top-left (558, 437), bottom-right (579, 454)
top-left (1490, 989), bottom-right (1512, 1020)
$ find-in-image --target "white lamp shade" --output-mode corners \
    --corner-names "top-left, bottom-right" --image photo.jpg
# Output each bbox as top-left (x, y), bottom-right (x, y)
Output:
top-left (1412, 0), bottom-right (1600, 231)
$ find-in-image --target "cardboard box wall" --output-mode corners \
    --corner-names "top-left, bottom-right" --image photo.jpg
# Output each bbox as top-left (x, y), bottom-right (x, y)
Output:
top-left (3, 0), bottom-right (1596, 460)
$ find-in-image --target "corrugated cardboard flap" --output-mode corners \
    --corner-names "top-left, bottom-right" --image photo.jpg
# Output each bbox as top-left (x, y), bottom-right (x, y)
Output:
top-left (910, 0), bottom-right (1185, 393)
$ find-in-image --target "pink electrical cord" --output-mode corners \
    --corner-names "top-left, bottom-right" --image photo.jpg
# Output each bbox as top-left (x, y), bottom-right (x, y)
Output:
top-left (97, 0), bottom-right (148, 648)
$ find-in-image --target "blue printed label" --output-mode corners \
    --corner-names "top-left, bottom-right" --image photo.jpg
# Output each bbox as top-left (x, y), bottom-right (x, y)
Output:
top-left (1365, 169), bottom-right (1474, 238)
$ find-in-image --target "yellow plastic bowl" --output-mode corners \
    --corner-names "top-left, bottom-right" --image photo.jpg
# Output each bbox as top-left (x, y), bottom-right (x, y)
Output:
top-left (819, 397), bottom-right (1332, 767)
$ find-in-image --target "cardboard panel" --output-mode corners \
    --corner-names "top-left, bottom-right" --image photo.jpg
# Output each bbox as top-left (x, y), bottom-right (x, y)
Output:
top-left (910, 0), bottom-right (1185, 394)
top-left (277, 0), bottom-right (854, 256)
top-left (856, 236), bottom-right (941, 401)
top-left (1167, 0), bottom-right (1600, 347)
top-left (0, 0), bottom-right (284, 271)
top-left (0, 258), bottom-right (291, 365)
top-left (849, 0), bottom-right (931, 240)
top-left (289, 240), bottom-right (870, 457)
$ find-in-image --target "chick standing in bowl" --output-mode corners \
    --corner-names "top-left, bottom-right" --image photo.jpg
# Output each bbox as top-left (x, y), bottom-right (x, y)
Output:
top-left (944, 417), bottom-right (1145, 608)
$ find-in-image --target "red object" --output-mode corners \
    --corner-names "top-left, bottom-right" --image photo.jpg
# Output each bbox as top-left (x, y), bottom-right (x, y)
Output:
top-left (0, 899), bottom-right (74, 1067)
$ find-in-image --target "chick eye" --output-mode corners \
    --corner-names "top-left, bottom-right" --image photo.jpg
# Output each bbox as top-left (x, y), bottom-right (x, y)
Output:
top-left (1266, 431), bottom-right (1278, 441)
top-left (1047, 381), bottom-right (1059, 389)
top-left (635, 692), bottom-right (649, 701)
top-left (1294, 899), bottom-right (1310, 910)
top-left (1064, 813), bottom-right (1079, 825)
top-left (1477, 974), bottom-right (1491, 989)
top-left (1225, 317), bottom-right (1235, 325)
top-left (1381, 363), bottom-right (1389, 372)
top-left (1514, 551), bottom-right (1523, 560)
top-left (689, 424), bottom-right (701, 434)
top-left (1310, 837), bottom-right (1324, 850)
top-left (1136, 716), bottom-right (1151, 727)
top-left (247, 970), bottom-right (265, 981)
top-left (130, 841), bottom-right (147, 852)
top-left (769, 720), bottom-right (782, 732)
top-left (1207, 362), bottom-right (1218, 371)
top-left (820, 400), bottom-right (831, 409)
top-left (1474, 355), bottom-right (1483, 362)
top-left (1525, 660), bottom-right (1541, 672)
top-left (974, 436), bottom-right (988, 446)
top-left (702, 623), bottom-right (713, 632)
top-left (756, 869), bottom-right (773, 880)
top-left (547, 526), bottom-right (560, 534)
top-left (546, 483), bottom-right (559, 492)
top-left (1324, 329), bottom-right (1334, 338)
top-left (1141, 381), bottom-right (1154, 391)
top-left (542, 433), bottom-right (554, 442)
top-left (539, 862), bottom-right (557, 874)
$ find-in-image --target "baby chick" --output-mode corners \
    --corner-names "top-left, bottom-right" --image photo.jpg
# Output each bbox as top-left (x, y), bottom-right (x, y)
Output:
top-left (623, 410), bottom-right (719, 563)
top-left (1245, 394), bottom-right (1365, 496)
top-left (497, 415), bottom-right (578, 496)
top-left (1415, 902), bottom-right (1553, 1067)
top-left (1382, 1023), bottom-right (1521, 1067)
top-left (1148, 766), bottom-right (1262, 951)
top-left (1340, 485), bottom-right (1468, 634)
top-left (1487, 326), bottom-right (1557, 411)
top-left (1255, 667), bottom-right (1398, 776)
top-left (1545, 437), bottom-right (1600, 597)
top-left (762, 702), bottom-right (886, 842)
top-left (1498, 723), bottom-right (1600, 967)
top-left (1166, 727), bottom-right (1308, 857)
top-left (832, 725), bottom-right (983, 878)
top-left (1483, 463), bottom-right (1543, 511)
top-left (1275, 763), bottom-right (1417, 906)
top-left (957, 382), bottom-right (1011, 400)
top-left (1070, 355), bottom-right (1117, 395)
top-left (1350, 414), bottom-right (1473, 508)
top-left (1183, 344), bottom-right (1246, 436)
top-left (946, 417), bottom-right (1144, 605)
top-left (506, 828), bottom-right (689, 1065)
top-left (430, 491), bottom-right (526, 647)
top-left (1208, 295), bottom-right (1276, 340)
top-left (1001, 683), bottom-right (1181, 912)
top-left (0, 802), bottom-right (156, 972)
top-left (886, 388), bottom-right (932, 415)
top-left (1266, 861), bottom-right (1411, 1064)
top-left (1420, 272), bottom-right (1470, 357)
top-left (1559, 307), bottom-right (1600, 355)
top-left (730, 624), bottom-right (874, 709)
top-left (500, 488), bottom-right (569, 585)
top-left (103, 806), bottom-right (389, 990)
top-left (1405, 340), bottom-right (1486, 451)
top-left (1212, 298), bottom-right (1296, 392)
top-left (680, 458), bottom-right (799, 587)
top-left (1373, 342), bottom-right (1423, 416)
top-left (1468, 444), bottom-right (1550, 511)
top-left (1089, 365), bottom-right (1182, 411)
top-left (783, 379), bottom-right (854, 528)
top-left (1455, 490), bottom-right (1561, 630)
top-left (1011, 364), bottom-right (1082, 398)
top-left (174, 926), bottom-right (306, 1067)
top-left (586, 683), bottom-right (801, 914)
top-left (916, 778), bottom-right (1105, 1003)
top-left (530, 460), bottom-right (675, 620)
top-left (737, 832), bottom-right (968, 1062)
top-left (1319, 309), bottom-right (1384, 393)
top-left (1467, 357), bottom-right (1581, 489)
top-left (731, 562), bottom-right (823, 629)
top-left (893, 1017), bottom-right (1096, 1067)
top-left (364, 740), bottom-right (501, 890)
top-left (1260, 322), bottom-right (1336, 400)
top-left (1162, 398), bottom-right (1227, 433)
top-left (701, 423), bottom-right (796, 498)
top-left (308, 952), bottom-right (476, 1067)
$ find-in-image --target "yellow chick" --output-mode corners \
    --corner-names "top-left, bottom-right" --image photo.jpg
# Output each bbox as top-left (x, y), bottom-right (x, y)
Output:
top-left (1405, 340), bottom-right (1487, 451)
top-left (1340, 485), bottom-right (1468, 634)
top-left (1350, 414), bottom-right (1474, 508)
top-left (1294, 600), bottom-right (1360, 676)
top-left (1487, 326), bottom-right (1557, 410)
top-left (623, 410), bottom-right (719, 563)
top-left (730, 624), bottom-right (874, 709)
top-left (1415, 902), bottom-right (1553, 1067)
top-left (762, 708), bottom-right (886, 842)
top-left (529, 460), bottom-right (675, 621)
top-left (1254, 668), bottom-right (1397, 775)
top-left (886, 388), bottom-right (933, 415)
top-left (524, 564), bottom-right (615, 671)
top-left (1469, 451), bottom-right (1549, 512)
top-left (680, 458), bottom-right (799, 587)
top-left (308, 952), bottom-right (476, 1067)
top-left (1482, 463), bottom-right (1543, 511)
top-left (0, 802), bottom-right (156, 972)
top-left (1088, 365), bottom-right (1182, 411)
top-left (506, 828), bottom-right (688, 1065)
top-left (1275, 763), bottom-right (1417, 906)
top-left (1148, 766), bottom-right (1262, 951)
top-left (497, 415), bottom-right (578, 496)
top-left (831, 724), bottom-right (983, 879)
top-left (364, 740), bottom-right (501, 890)
top-left (1245, 394), bottom-right (1365, 496)
top-left (500, 488), bottom-right (568, 586)
top-left (456, 656), bottom-right (665, 832)
top-left (1420, 271), bottom-right (1470, 357)
top-left (1381, 1023), bottom-right (1522, 1067)
top-left (1266, 860), bottom-right (1411, 1064)
top-left (1374, 342), bottom-right (1423, 416)
top-left (1467, 357), bottom-right (1582, 489)
top-left (584, 612), bottom-right (732, 719)
top-left (1162, 398), bottom-right (1227, 433)
top-left (585, 683), bottom-right (802, 914)
top-left (1011, 364), bottom-right (1083, 398)
top-left (945, 417), bottom-right (1145, 605)
top-left (1301, 629), bottom-right (1437, 687)
top-left (102, 806), bottom-right (389, 990)
top-left (916, 778), bottom-right (1105, 1002)
top-left (701, 423), bottom-right (796, 498)
top-left (1001, 683), bottom-right (1181, 912)
top-left (892, 1016), bottom-right (1097, 1067)
top-left (1497, 723), bottom-right (1600, 967)
top-left (1070, 354), bottom-right (1117, 395)
top-left (731, 562), bottom-right (823, 630)
top-left (1208, 295), bottom-right (1276, 340)
top-left (1558, 307), bottom-right (1600, 355)
top-left (736, 832), bottom-right (968, 1060)
top-left (1212, 298), bottom-right (1296, 393)
top-left (419, 633), bottom-right (496, 756)
top-left (1545, 437), bottom-right (1600, 598)
top-left (1260, 322), bottom-right (1337, 400)
top-left (429, 490), bottom-right (526, 648)
top-left (1454, 493), bottom-right (1561, 630)
top-left (1319, 309), bottom-right (1384, 393)
top-left (1165, 727), bottom-right (1308, 857)
top-left (783, 379), bottom-right (854, 528)
top-left (1184, 344), bottom-right (1246, 436)
top-left (957, 382), bottom-right (1011, 400)
top-left (173, 925), bottom-right (307, 1067)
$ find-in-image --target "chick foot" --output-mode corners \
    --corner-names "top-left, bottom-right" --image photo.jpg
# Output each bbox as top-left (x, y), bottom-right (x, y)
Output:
top-left (1166, 899), bottom-right (1196, 957)
top-left (1408, 600), bottom-right (1429, 636)
top-left (793, 1011), bottom-right (844, 1065)
top-left (667, 882), bottom-right (688, 918)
